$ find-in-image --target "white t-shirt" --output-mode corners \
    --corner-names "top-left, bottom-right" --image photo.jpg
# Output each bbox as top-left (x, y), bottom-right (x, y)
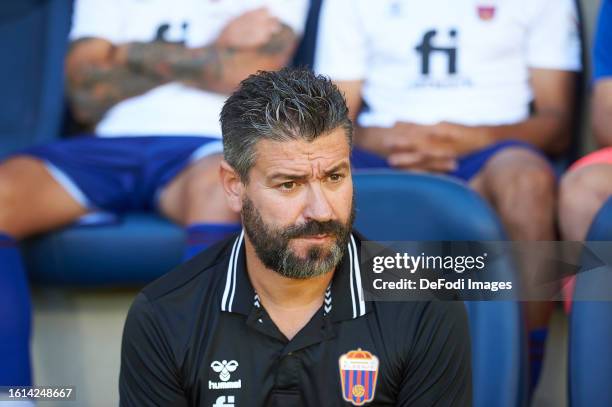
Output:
top-left (314, 0), bottom-right (581, 128)
top-left (70, 0), bottom-right (308, 137)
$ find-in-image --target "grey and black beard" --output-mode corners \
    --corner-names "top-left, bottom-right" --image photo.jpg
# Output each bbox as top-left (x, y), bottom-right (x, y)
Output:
top-left (241, 196), bottom-right (355, 279)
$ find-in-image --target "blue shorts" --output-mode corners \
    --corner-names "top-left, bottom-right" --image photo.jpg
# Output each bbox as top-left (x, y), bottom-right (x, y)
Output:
top-left (21, 136), bottom-right (223, 213)
top-left (351, 140), bottom-right (539, 181)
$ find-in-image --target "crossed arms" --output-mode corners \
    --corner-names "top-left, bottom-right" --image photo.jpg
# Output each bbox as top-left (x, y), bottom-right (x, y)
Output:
top-left (66, 8), bottom-right (299, 126)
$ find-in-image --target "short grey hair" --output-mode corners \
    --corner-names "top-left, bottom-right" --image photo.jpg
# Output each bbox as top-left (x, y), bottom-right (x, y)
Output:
top-left (220, 67), bottom-right (353, 182)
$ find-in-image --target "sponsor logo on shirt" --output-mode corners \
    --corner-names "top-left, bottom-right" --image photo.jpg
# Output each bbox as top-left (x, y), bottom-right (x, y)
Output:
top-left (210, 360), bottom-right (242, 390)
top-left (415, 29), bottom-right (458, 75)
top-left (339, 349), bottom-right (379, 406)
top-left (212, 395), bottom-right (235, 407)
top-left (412, 29), bottom-right (473, 89)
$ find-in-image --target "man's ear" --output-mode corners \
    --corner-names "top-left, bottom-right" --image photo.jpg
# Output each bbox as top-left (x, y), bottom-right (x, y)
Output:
top-left (219, 160), bottom-right (244, 213)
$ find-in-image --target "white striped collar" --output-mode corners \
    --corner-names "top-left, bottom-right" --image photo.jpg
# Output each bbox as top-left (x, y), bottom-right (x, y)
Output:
top-left (220, 230), bottom-right (245, 313)
top-left (220, 231), bottom-right (370, 320)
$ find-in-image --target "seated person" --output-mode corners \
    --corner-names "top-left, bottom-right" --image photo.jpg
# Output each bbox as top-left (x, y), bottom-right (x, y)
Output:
top-left (0, 0), bottom-right (307, 392)
top-left (314, 0), bottom-right (581, 389)
top-left (560, 0), bottom-right (612, 243)
top-left (559, 0), bottom-right (612, 310)
top-left (120, 67), bottom-right (471, 406)
top-left (315, 0), bottom-right (580, 245)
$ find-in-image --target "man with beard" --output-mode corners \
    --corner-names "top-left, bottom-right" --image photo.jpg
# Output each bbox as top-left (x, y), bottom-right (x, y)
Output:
top-left (119, 68), bottom-right (471, 406)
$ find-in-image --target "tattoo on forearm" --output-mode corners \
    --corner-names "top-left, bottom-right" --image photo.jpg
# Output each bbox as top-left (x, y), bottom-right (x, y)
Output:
top-left (68, 63), bottom-right (166, 125)
top-left (67, 24), bottom-right (296, 124)
top-left (127, 41), bottom-right (226, 88)
top-left (128, 24), bottom-right (295, 90)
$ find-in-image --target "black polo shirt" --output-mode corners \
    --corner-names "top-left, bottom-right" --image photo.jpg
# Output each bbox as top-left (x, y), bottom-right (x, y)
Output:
top-left (120, 231), bottom-right (471, 407)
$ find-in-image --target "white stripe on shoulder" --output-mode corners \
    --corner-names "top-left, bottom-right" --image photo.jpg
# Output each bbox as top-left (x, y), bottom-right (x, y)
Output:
top-left (227, 230), bottom-right (244, 312)
top-left (350, 234), bottom-right (366, 317)
top-left (221, 231), bottom-right (242, 311)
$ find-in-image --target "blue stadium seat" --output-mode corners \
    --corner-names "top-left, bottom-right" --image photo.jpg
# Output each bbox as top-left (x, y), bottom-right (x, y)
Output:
top-left (353, 170), bottom-right (526, 407)
top-left (23, 214), bottom-right (185, 286)
top-left (0, 0), bottom-right (71, 158)
top-left (569, 196), bottom-right (612, 407)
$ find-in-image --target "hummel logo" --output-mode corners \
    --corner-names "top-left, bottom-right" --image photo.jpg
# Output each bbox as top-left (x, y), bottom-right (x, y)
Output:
top-left (209, 360), bottom-right (242, 390)
top-left (211, 360), bottom-right (238, 381)
top-left (324, 287), bottom-right (332, 314)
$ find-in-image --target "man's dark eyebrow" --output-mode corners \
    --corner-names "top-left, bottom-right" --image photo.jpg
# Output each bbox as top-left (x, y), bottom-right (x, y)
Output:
top-left (267, 162), bottom-right (350, 182)
top-left (323, 162), bottom-right (350, 176)
top-left (267, 172), bottom-right (310, 182)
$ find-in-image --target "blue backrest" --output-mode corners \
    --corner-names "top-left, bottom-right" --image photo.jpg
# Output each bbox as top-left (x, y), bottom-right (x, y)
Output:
top-left (570, 197), bottom-right (612, 407)
top-left (353, 170), bottom-right (525, 407)
top-left (0, 0), bottom-right (72, 158)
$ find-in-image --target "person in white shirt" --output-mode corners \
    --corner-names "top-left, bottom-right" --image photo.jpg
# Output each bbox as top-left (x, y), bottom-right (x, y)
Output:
top-left (315, 0), bottom-right (580, 243)
top-left (0, 0), bottom-right (307, 392)
top-left (314, 0), bottom-right (581, 389)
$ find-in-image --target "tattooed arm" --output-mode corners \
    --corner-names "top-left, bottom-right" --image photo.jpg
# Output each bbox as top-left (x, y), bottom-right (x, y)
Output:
top-left (66, 7), bottom-right (298, 126)
top-left (65, 38), bottom-right (168, 126)
top-left (122, 23), bottom-right (297, 95)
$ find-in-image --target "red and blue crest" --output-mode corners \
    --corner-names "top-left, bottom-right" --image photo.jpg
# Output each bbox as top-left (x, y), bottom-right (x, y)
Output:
top-left (339, 349), bottom-right (379, 406)
top-left (477, 5), bottom-right (496, 21)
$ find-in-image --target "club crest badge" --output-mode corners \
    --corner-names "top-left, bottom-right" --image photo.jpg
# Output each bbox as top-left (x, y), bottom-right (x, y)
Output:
top-left (477, 5), bottom-right (496, 21)
top-left (339, 349), bottom-right (379, 406)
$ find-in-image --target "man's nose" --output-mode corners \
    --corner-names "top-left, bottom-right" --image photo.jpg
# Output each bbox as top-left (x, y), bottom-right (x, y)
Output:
top-left (303, 182), bottom-right (334, 222)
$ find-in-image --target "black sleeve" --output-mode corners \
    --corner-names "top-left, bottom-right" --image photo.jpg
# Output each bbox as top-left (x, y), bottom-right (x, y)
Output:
top-left (119, 293), bottom-right (189, 407)
top-left (397, 301), bottom-right (472, 407)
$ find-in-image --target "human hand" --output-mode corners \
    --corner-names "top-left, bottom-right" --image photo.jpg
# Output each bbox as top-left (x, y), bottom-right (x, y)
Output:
top-left (383, 123), bottom-right (458, 173)
top-left (387, 149), bottom-right (458, 172)
top-left (385, 121), bottom-right (493, 172)
top-left (215, 7), bottom-right (282, 50)
top-left (427, 121), bottom-right (492, 156)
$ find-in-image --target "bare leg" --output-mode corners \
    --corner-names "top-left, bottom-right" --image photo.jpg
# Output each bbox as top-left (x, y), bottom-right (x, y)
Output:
top-left (0, 156), bottom-right (89, 387)
top-left (470, 148), bottom-right (556, 241)
top-left (558, 163), bottom-right (612, 241)
top-left (470, 147), bottom-right (557, 329)
top-left (0, 156), bottom-right (88, 238)
top-left (158, 153), bottom-right (239, 225)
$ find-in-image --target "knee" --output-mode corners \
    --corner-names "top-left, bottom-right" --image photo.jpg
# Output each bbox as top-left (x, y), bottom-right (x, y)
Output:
top-left (484, 149), bottom-right (556, 203)
top-left (557, 166), bottom-right (612, 240)
top-left (183, 156), bottom-right (225, 200)
top-left (0, 170), bottom-right (18, 234)
top-left (179, 155), bottom-right (238, 223)
top-left (559, 169), bottom-right (587, 215)
top-left (559, 166), bottom-right (610, 216)
top-left (505, 160), bottom-right (556, 204)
